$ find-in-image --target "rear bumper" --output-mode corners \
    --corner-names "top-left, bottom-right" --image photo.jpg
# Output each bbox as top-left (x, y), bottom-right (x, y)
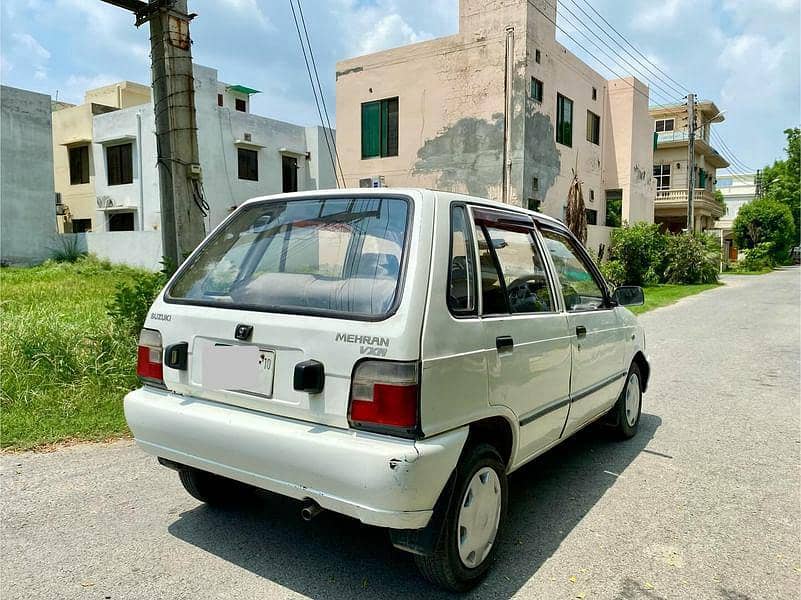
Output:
top-left (124, 386), bottom-right (468, 529)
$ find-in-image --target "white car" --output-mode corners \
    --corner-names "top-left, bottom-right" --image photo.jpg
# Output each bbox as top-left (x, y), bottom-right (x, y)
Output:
top-left (125, 188), bottom-right (649, 592)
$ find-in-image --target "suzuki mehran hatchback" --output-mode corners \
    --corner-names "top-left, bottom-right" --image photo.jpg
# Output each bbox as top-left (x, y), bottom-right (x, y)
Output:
top-left (125, 188), bottom-right (649, 592)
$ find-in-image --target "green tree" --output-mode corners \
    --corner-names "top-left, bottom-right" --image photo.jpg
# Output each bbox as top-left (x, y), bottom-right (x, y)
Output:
top-left (762, 127), bottom-right (800, 240)
top-left (733, 197), bottom-right (795, 261)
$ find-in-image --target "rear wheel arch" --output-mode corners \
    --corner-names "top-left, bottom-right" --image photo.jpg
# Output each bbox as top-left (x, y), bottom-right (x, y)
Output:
top-left (466, 416), bottom-right (515, 469)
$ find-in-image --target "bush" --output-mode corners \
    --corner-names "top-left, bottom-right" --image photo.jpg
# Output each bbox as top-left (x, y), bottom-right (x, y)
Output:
top-left (733, 197), bottom-right (795, 262)
top-left (107, 262), bottom-right (172, 338)
top-left (662, 233), bottom-right (719, 284)
top-left (739, 242), bottom-right (776, 272)
top-left (607, 223), bottom-right (666, 286)
top-left (599, 259), bottom-right (626, 288)
top-left (51, 235), bottom-right (86, 263)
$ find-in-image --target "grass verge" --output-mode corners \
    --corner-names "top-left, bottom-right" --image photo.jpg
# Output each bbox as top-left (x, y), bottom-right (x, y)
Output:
top-left (1, 258), bottom-right (144, 450)
top-left (630, 283), bottom-right (722, 315)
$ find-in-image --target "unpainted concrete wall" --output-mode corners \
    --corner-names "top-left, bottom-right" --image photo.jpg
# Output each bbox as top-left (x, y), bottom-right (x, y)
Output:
top-left (1, 85), bottom-right (56, 265)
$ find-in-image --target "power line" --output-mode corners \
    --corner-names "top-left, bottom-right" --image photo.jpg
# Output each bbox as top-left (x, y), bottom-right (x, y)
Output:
top-left (288, 0), bottom-right (341, 188)
top-left (295, 0), bottom-right (346, 187)
top-left (551, 0), bottom-right (685, 104)
top-left (525, 0), bottom-right (682, 110)
top-left (568, 0), bottom-right (691, 96)
top-left (710, 129), bottom-right (756, 172)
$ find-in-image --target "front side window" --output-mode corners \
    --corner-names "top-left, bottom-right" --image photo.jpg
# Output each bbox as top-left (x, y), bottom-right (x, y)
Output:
top-left (653, 163), bottom-right (671, 190)
top-left (485, 226), bottom-right (553, 314)
top-left (541, 229), bottom-right (606, 312)
top-left (168, 197), bottom-right (410, 318)
top-left (106, 143), bottom-right (133, 186)
top-left (448, 206), bottom-right (477, 315)
top-left (556, 93), bottom-right (573, 147)
top-left (69, 145), bottom-right (90, 185)
top-left (238, 148), bottom-right (259, 181)
top-left (586, 110), bottom-right (600, 145)
top-left (361, 97), bottom-right (399, 159)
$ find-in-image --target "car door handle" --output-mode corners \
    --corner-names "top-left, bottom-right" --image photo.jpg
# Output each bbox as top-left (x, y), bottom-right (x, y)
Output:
top-left (575, 326), bottom-right (587, 338)
top-left (496, 336), bottom-right (514, 352)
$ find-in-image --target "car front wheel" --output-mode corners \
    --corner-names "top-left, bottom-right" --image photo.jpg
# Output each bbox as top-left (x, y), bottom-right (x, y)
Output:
top-left (414, 443), bottom-right (508, 592)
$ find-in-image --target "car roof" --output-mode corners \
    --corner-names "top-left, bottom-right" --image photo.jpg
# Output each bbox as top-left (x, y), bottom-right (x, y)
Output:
top-left (240, 188), bottom-right (568, 232)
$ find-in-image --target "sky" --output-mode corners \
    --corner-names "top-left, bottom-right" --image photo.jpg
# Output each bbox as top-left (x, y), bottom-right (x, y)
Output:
top-left (1, 0), bottom-right (799, 172)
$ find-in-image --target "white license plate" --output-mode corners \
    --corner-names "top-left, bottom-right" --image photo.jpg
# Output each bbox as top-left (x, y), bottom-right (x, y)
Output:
top-left (200, 345), bottom-right (276, 397)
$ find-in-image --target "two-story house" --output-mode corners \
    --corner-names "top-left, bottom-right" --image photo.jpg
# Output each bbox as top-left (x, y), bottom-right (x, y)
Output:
top-left (335, 0), bottom-right (656, 254)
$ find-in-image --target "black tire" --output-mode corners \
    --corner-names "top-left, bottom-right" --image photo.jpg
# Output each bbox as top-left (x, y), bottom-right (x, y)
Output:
top-left (414, 443), bottom-right (508, 592)
top-left (178, 467), bottom-right (248, 506)
top-left (610, 363), bottom-right (643, 439)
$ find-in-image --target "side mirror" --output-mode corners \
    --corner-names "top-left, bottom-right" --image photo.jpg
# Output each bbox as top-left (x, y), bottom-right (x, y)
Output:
top-left (612, 285), bottom-right (645, 307)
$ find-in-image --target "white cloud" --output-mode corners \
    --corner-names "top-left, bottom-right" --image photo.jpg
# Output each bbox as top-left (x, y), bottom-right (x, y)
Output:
top-left (11, 32), bottom-right (50, 60)
top-left (217, 0), bottom-right (272, 29)
top-left (632, 0), bottom-right (689, 31)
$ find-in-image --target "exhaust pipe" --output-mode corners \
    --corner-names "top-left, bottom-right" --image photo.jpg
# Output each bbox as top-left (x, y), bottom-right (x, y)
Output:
top-left (300, 499), bottom-right (323, 521)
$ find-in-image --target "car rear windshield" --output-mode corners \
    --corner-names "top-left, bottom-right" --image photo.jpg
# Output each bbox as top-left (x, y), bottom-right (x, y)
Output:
top-left (167, 197), bottom-right (411, 318)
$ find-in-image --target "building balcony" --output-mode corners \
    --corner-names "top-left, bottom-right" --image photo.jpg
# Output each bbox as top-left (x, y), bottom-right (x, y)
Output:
top-left (655, 131), bottom-right (730, 169)
top-left (654, 188), bottom-right (726, 232)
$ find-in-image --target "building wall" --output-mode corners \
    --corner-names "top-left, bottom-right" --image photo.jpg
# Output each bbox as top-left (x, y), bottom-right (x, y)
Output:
top-left (1, 85), bottom-right (56, 265)
top-left (92, 65), bottom-right (338, 233)
top-left (335, 0), bottom-right (653, 232)
top-left (84, 81), bottom-right (151, 109)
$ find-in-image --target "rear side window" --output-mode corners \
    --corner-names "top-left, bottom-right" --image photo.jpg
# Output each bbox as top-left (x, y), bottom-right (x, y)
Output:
top-left (168, 197), bottom-right (410, 318)
top-left (448, 206), bottom-right (477, 315)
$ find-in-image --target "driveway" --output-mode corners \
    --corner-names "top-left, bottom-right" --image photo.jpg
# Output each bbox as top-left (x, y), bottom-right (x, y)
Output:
top-left (2, 268), bottom-right (799, 599)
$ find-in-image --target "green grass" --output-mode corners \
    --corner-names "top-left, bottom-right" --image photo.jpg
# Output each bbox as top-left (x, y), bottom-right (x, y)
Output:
top-left (630, 283), bottom-right (722, 315)
top-left (1, 258), bottom-right (146, 450)
top-left (723, 268), bottom-right (773, 275)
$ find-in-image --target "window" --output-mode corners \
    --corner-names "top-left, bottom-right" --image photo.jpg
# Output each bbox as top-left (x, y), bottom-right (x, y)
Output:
top-left (590, 190), bottom-right (595, 201)
top-left (605, 189), bottom-right (622, 228)
top-left (217, 93), bottom-right (223, 107)
top-left (655, 118), bottom-right (674, 132)
top-left (108, 212), bottom-right (135, 231)
top-left (106, 143), bottom-right (133, 186)
top-left (71, 219), bottom-right (92, 233)
top-left (592, 87), bottom-right (597, 101)
top-left (653, 164), bottom-right (671, 190)
top-left (541, 229), bottom-right (606, 312)
top-left (535, 49), bottom-right (541, 64)
top-left (585, 209), bottom-right (598, 225)
top-left (556, 94), bottom-right (573, 147)
top-left (361, 97), bottom-right (399, 159)
top-left (527, 198), bottom-right (541, 211)
top-left (486, 226), bottom-right (553, 314)
top-left (235, 98), bottom-right (246, 112)
top-left (586, 110), bottom-right (601, 145)
top-left (531, 77), bottom-right (543, 103)
top-left (68, 145), bottom-right (90, 185)
top-left (448, 206), bottom-right (477, 315)
top-left (282, 155), bottom-right (298, 192)
top-left (476, 229), bottom-right (508, 315)
top-left (168, 197), bottom-right (410, 318)
top-left (238, 148), bottom-right (259, 181)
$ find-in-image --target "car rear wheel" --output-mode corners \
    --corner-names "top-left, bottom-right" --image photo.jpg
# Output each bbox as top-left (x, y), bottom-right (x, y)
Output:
top-left (611, 363), bottom-right (642, 439)
top-left (414, 443), bottom-right (508, 592)
top-left (178, 467), bottom-right (248, 506)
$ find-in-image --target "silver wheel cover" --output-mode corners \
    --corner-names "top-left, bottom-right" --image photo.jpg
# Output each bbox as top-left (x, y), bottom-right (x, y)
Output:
top-left (625, 372), bottom-right (641, 427)
top-left (457, 466), bottom-right (502, 569)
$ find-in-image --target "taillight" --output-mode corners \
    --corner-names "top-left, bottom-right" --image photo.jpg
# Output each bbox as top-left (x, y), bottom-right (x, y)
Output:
top-left (348, 361), bottom-right (419, 437)
top-left (137, 328), bottom-right (164, 385)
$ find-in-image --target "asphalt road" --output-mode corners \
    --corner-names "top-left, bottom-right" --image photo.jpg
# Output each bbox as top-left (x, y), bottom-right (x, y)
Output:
top-left (2, 268), bottom-right (799, 600)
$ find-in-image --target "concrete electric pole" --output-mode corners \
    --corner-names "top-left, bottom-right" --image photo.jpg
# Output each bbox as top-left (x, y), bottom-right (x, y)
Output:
top-left (100, 0), bottom-right (206, 267)
top-left (686, 93), bottom-right (696, 232)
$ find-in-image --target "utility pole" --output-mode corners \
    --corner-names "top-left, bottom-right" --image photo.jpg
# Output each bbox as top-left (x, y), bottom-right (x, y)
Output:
top-left (100, 0), bottom-right (206, 267)
top-left (686, 93), bottom-right (696, 232)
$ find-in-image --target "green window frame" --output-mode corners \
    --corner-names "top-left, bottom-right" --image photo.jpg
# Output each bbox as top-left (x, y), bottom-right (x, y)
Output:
top-left (586, 110), bottom-right (600, 145)
top-left (361, 97), bottom-right (399, 159)
top-left (556, 93), bottom-right (573, 147)
top-left (531, 77), bottom-right (543, 103)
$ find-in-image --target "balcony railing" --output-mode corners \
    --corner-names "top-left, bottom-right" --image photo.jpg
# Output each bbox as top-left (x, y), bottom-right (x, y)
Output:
top-left (655, 188), bottom-right (725, 217)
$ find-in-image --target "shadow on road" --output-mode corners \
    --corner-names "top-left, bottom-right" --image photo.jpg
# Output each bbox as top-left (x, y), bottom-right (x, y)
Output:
top-left (168, 414), bottom-right (661, 599)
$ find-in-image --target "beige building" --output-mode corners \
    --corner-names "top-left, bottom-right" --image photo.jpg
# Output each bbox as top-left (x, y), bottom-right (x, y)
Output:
top-left (651, 101), bottom-right (729, 232)
top-left (335, 0), bottom-right (655, 252)
top-left (52, 81), bottom-right (151, 232)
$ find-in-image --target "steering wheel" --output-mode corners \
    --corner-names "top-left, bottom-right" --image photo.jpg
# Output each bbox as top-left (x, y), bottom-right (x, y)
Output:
top-left (506, 274), bottom-right (548, 312)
